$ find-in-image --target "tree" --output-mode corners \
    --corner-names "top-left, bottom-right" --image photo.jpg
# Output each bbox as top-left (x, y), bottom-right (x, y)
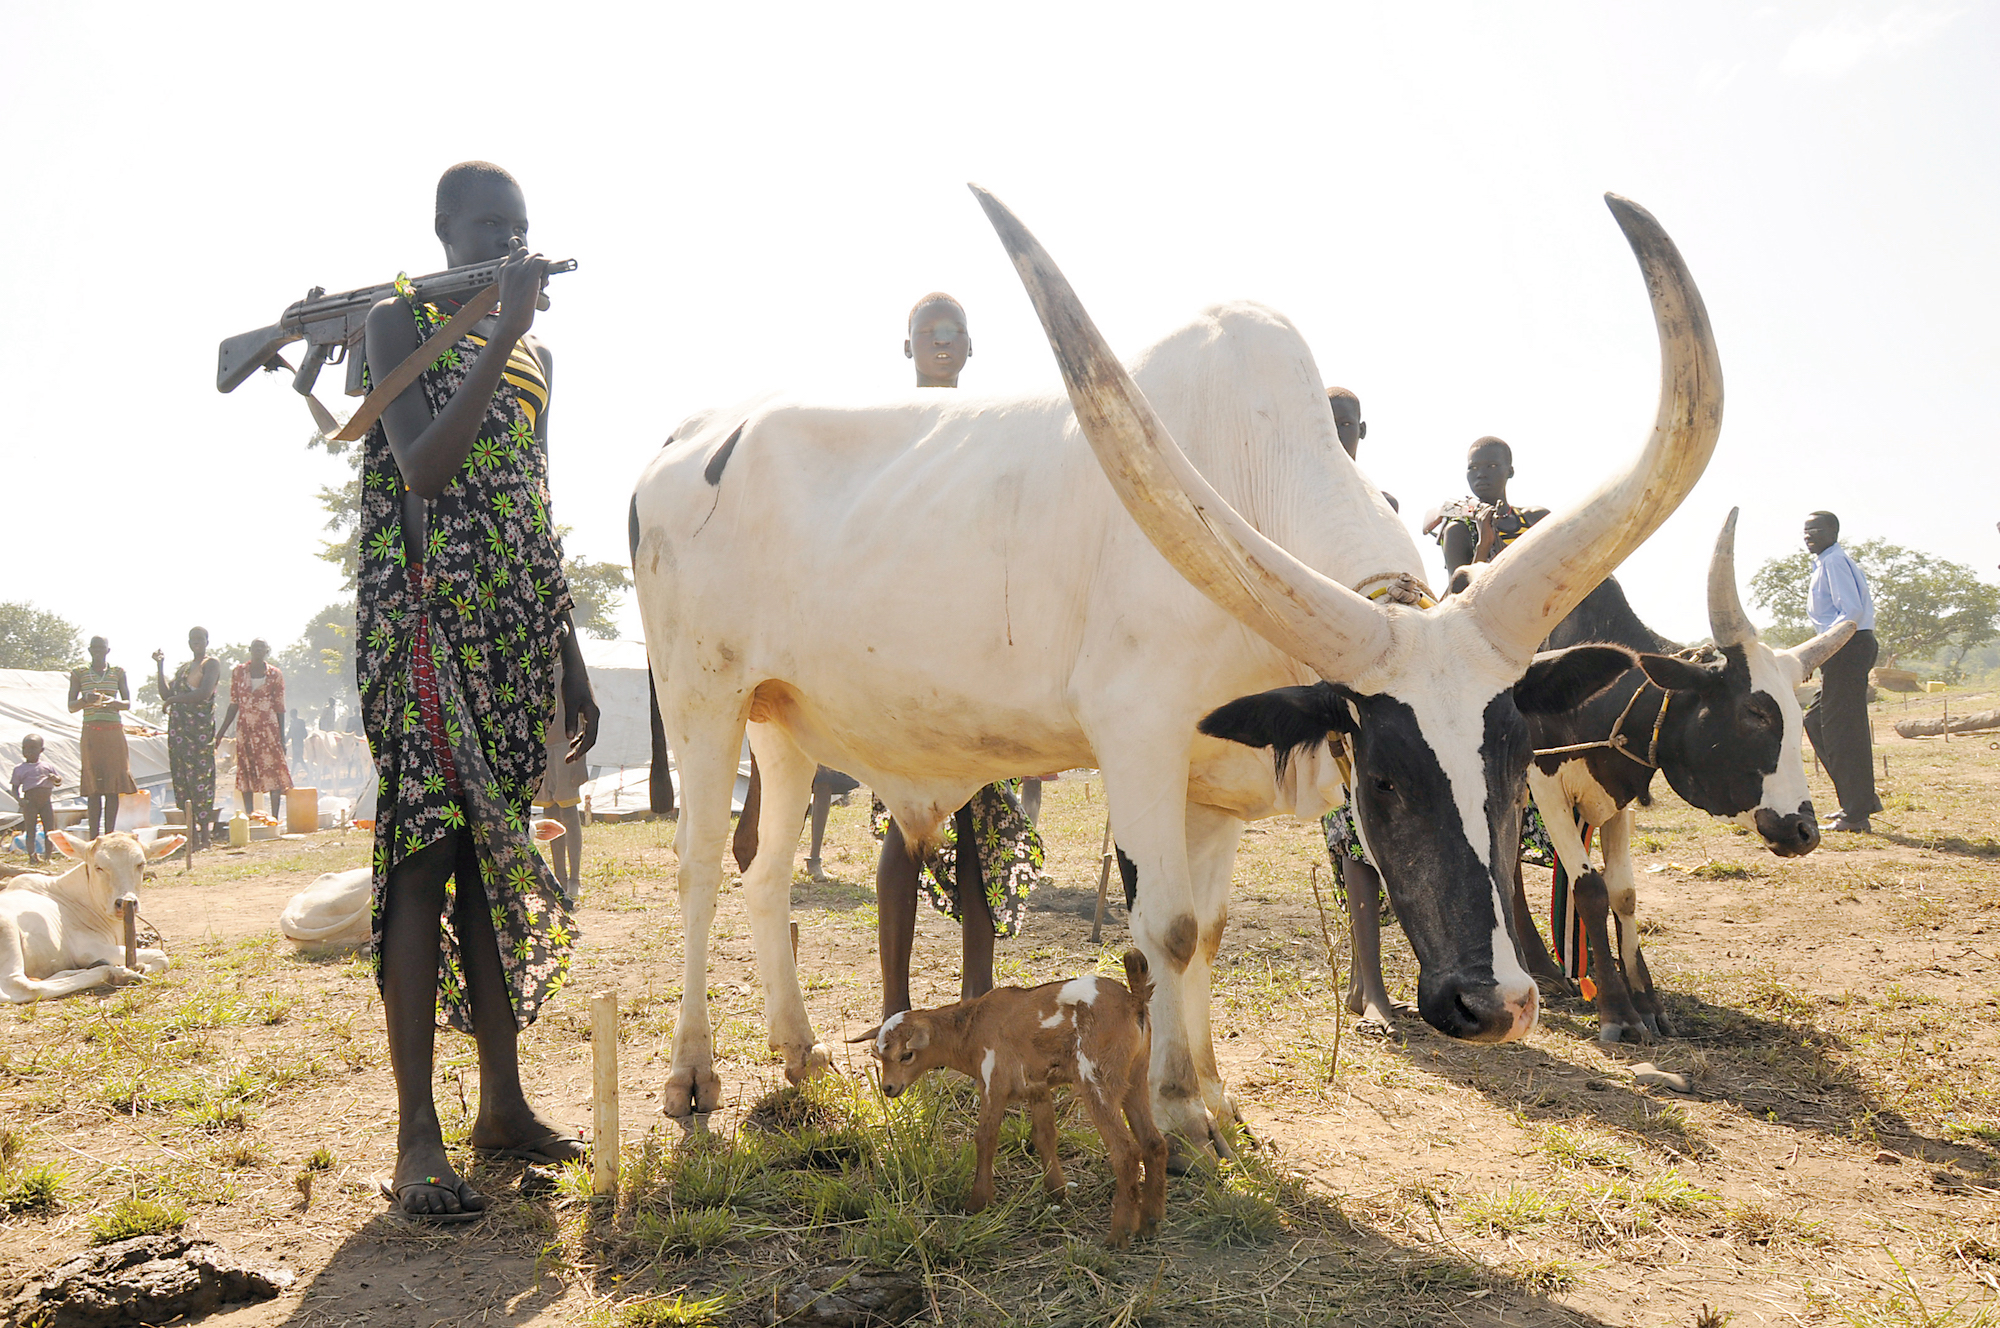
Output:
top-left (564, 550), bottom-right (632, 640)
top-left (0, 602), bottom-right (82, 671)
top-left (275, 602), bottom-right (358, 716)
top-left (308, 431), bottom-right (363, 589)
top-left (1750, 540), bottom-right (2000, 679)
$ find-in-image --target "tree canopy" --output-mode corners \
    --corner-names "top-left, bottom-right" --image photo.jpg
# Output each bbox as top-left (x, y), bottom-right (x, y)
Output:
top-left (1750, 540), bottom-right (2000, 679)
top-left (0, 601), bottom-right (82, 671)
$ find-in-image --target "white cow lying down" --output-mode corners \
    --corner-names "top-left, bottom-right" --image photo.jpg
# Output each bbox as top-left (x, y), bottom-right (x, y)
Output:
top-left (279, 819), bottom-right (569, 951)
top-left (0, 830), bottom-right (185, 1002)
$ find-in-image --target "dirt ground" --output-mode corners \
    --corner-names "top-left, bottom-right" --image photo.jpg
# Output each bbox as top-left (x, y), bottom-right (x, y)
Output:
top-left (3, 686), bottom-right (1999, 1326)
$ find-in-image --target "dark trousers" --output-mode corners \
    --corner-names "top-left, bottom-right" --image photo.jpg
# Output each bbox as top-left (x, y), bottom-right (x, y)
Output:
top-left (1804, 628), bottom-right (1880, 819)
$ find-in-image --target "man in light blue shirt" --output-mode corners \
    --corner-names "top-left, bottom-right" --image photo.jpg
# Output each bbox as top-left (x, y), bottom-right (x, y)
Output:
top-left (1802, 512), bottom-right (1880, 831)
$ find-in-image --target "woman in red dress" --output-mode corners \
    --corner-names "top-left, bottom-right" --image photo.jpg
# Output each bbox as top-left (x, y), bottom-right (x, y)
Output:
top-left (216, 638), bottom-right (294, 818)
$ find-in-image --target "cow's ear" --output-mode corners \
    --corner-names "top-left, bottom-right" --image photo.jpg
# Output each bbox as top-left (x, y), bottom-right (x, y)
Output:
top-left (846, 1024), bottom-right (882, 1046)
top-left (46, 830), bottom-right (88, 861)
top-left (1201, 681), bottom-right (1357, 753)
top-left (1637, 653), bottom-right (1722, 694)
top-left (144, 834), bottom-right (187, 862)
top-left (1515, 645), bottom-right (1637, 715)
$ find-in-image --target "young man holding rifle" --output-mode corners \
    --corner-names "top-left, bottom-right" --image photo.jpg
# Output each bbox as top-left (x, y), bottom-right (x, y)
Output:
top-left (357, 161), bottom-right (597, 1220)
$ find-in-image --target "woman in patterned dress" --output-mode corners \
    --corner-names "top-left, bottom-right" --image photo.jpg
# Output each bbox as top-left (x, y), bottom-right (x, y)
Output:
top-left (357, 161), bottom-right (598, 1220)
top-left (215, 639), bottom-right (293, 818)
top-left (153, 629), bottom-right (221, 850)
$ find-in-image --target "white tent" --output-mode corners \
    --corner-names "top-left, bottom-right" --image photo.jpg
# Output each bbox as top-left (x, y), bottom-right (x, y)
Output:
top-left (576, 638), bottom-right (654, 773)
top-left (0, 669), bottom-right (173, 822)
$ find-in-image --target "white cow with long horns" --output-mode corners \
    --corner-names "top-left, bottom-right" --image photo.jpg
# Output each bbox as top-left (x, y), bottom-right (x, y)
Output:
top-left (630, 189), bottom-right (1723, 1145)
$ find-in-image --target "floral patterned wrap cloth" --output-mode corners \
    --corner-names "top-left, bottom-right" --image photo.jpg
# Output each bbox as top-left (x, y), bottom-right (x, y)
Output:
top-left (354, 290), bottom-right (575, 1033)
top-left (1321, 795), bottom-right (1556, 913)
top-left (871, 780), bottom-right (1046, 938)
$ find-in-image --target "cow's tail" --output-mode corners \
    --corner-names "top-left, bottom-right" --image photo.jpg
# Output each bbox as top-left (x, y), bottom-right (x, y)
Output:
top-left (632, 490), bottom-right (678, 819)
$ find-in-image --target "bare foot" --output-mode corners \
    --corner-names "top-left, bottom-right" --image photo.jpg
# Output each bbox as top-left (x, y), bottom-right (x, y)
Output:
top-left (469, 1107), bottom-right (585, 1162)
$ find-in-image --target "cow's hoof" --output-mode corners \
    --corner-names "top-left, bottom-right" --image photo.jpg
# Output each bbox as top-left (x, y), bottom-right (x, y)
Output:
top-left (783, 1043), bottom-right (836, 1085)
top-left (663, 1065), bottom-right (722, 1118)
top-left (105, 967), bottom-right (147, 987)
top-left (1597, 1020), bottom-right (1655, 1046)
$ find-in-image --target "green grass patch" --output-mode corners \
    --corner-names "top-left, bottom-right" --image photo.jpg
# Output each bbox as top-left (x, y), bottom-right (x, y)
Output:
top-left (89, 1195), bottom-right (187, 1244)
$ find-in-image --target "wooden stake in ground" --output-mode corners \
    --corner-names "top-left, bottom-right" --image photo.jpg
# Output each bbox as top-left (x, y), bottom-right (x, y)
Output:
top-left (590, 992), bottom-right (618, 1197)
top-left (120, 901), bottom-right (138, 970)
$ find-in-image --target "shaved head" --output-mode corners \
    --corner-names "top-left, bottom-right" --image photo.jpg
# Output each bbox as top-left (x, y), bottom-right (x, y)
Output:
top-left (1326, 387), bottom-right (1366, 458)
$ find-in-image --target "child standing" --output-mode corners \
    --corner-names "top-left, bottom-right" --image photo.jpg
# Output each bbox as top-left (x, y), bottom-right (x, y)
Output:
top-left (9, 736), bottom-right (62, 863)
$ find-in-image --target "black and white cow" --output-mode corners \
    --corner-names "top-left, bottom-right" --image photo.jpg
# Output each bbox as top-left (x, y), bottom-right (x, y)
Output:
top-left (1515, 509), bottom-right (1854, 1042)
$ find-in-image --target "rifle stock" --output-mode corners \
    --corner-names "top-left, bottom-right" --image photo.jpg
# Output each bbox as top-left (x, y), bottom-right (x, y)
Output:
top-left (216, 324), bottom-right (294, 394)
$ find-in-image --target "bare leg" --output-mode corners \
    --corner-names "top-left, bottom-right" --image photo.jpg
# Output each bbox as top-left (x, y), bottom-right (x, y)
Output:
top-left (1341, 858), bottom-right (1407, 1030)
top-left (956, 804), bottom-right (994, 1002)
top-left (1021, 777), bottom-right (1043, 827)
top-left (269, 791), bottom-right (282, 819)
top-left (806, 785), bottom-right (831, 881)
top-left (378, 835), bottom-right (486, 1216)
top-left (85, 795), bottom-right (103, 841)
top-left (876, 822), bottom-right (919, 1020)
top-left (452, 834), bottom-right (580, 1158)
top-left (552, 804), bottom-right (583, 901)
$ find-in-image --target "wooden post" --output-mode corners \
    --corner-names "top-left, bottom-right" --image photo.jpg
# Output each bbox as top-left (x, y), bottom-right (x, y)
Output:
top-left (1090, 817), bottom-right (1115, 943)
top-left (590, 992), bottom-right (618, 1197)
top-left (121, 901), bottom-right (138, 970)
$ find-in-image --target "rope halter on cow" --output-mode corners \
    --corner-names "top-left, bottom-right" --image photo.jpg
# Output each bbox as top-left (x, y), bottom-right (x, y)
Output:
top-left (1533, 677), bottom-right (1672, 769)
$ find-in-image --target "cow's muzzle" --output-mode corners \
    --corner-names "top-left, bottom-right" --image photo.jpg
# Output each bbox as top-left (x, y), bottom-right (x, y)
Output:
top-left (1418, 971), bottom-right (1539, 1044)
top-left (1755, 805), bottom-right (1820, 857)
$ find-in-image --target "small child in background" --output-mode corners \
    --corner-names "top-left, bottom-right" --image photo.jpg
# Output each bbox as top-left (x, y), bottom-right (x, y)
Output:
top-left (10, 735), bottom-right (63, 863)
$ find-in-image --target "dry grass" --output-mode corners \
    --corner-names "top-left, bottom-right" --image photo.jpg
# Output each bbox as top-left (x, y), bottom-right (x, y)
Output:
top-left (0, 687), bottom-right (1997, 1323)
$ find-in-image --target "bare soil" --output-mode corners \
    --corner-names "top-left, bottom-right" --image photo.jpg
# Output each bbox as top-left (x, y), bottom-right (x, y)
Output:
top-left (3, 687), bottom-right (1998, 1326)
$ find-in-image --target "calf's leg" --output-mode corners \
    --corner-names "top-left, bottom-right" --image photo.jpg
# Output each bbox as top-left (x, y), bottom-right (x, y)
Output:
top-left (967, 1090), bottom-right (1010, 1214)
top-left (1026, 1088), bottom-right (1066, 1196)
top-left (1079, 1077), bottom-right (1146, 1248)
top-left (1598, 810), bottom-right (1669, 1036)
top-left (1122, 1052), bottom-right (1169, 1233)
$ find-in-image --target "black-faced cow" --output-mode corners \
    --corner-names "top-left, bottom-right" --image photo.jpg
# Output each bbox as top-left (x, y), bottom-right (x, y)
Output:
top-left (1516, 509), bottom-right (1854, 1042)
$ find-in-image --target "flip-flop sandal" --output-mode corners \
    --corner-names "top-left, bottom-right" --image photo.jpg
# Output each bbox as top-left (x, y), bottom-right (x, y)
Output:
top-left (473, 1135), bottom-right (588, 1165)
top-left (377, 1175), bottom-right (488, 1224)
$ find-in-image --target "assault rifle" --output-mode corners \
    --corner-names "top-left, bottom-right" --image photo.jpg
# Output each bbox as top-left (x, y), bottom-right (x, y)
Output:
top-left (215, 256), bottom-right (578, 406)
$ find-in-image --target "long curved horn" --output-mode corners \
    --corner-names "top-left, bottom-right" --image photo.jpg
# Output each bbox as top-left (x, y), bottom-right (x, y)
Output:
top-left (1784, 618), bottom-right (1858, 675)
top-left (1459, 195), bottom-right (1724, 664)
top-left (1708, 507), bottom-right (1757, 646)
top-left (970, 184), bottom-right (1392, 681)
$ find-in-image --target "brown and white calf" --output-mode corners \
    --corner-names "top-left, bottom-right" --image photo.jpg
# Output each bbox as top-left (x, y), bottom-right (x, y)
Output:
top-left (855, 950), bottom-right (1169, 1247)
top-left (0, 831), bottom-right (184, 1002)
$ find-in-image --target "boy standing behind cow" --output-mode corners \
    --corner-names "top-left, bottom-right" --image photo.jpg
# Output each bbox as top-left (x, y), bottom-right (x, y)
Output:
top-left (9, 736), bottom-right (62, 864)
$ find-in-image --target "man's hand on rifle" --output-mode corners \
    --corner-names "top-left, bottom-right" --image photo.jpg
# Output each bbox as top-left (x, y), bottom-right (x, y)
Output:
top-left (495, 240), bottom-right (551, 343)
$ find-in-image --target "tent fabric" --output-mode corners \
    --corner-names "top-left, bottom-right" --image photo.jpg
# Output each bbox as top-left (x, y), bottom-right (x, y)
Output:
top-left (0, 669), bottom-right (172, 820)
top-left (576, 638), bottom-right (655, 771)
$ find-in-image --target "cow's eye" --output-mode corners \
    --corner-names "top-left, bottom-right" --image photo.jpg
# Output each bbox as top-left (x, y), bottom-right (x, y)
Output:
top-left (899, 1050), bottom-right (916, 1063)
top-left (1374, 778), bottom-right (1396, 795)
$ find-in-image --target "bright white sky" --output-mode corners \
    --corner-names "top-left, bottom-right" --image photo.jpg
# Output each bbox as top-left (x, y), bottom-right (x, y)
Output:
top-left (4, 2), bottom-right (1993, 663)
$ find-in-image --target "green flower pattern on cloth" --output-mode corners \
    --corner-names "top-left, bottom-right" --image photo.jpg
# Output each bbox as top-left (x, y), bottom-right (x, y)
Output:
top-left (870, 781), bottom-right (1046, 938)
top-left (354, 296), bottom-right (575, 1034)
